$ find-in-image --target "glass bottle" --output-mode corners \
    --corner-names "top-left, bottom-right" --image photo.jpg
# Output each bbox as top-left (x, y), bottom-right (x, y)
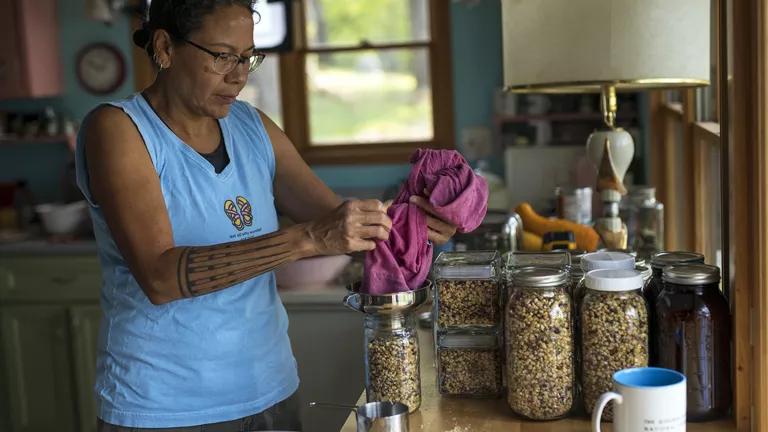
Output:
top-left (506, 268), bottom-right (574, 420)
top-left (630, 187), bottom-right (665, 260)
top-left (364, 313), bottom-right (421, 413)
top-left (657, 264), bottom-right (731, 421)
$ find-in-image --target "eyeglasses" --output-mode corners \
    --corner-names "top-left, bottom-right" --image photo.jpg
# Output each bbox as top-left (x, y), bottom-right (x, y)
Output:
top-left (182, 39), bottom-right (265, 75)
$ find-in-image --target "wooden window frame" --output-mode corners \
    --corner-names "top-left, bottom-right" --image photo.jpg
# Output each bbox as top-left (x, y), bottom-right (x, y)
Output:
top-left (650, 0), bottom-right (768, 430)
top-left (279, 0), bottom-right (454, 165)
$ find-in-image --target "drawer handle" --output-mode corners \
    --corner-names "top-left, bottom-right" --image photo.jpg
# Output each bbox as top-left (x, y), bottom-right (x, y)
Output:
top-left (52, 276), bottom-right (77, 285)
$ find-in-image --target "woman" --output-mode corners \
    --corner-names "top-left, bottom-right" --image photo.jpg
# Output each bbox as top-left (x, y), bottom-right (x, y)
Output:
top-left (76, 0), bottom-right (457, 431)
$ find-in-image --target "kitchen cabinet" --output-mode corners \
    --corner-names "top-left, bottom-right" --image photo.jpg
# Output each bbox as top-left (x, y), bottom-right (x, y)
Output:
top-left (0, 0), bottom-right (62, 99)
top-left (283, 300), bottom-right (365, 432)
top-left (1, 305), bottom-right (78, 432)
top-left (0, 252), bottom-right (362, 432)
top-left (70, 305), bottom-right (101, 432)
top-left (0, 256), bottom-right (101, 432)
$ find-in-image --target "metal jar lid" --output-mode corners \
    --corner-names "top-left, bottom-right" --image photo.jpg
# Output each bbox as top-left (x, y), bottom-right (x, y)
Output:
top-left (651, 251), bottom-right (705, 270)
top-left (511, 267), bottom-right (568, 288)
top-left (663, 264), bottom-right (721, 285)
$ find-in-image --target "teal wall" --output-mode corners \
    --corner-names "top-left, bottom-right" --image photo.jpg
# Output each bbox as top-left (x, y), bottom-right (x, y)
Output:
top-left (2, 2), bottom-right (504, 201)
top-left (0, 0), bottom-right (134, 202)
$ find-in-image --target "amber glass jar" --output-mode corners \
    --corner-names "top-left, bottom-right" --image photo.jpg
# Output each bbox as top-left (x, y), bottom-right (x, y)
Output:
top-left (646, 251), bottom-right (705, 365)
top-left (657, 264), bottom-right (731, 422)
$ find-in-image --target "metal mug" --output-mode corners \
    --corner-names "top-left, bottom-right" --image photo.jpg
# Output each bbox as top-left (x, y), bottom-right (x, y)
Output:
top-left (310, 401), bottom-right (409, 432)
top-left (355, 401), bottom-right (409, 432)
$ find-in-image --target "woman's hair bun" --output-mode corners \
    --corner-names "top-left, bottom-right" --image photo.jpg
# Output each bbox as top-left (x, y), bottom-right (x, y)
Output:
top-left (133, 26), bottom-right (151, 49)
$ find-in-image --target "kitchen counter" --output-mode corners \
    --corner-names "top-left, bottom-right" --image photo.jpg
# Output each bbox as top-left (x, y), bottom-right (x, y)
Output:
top-left (340, 328), bottom-right (736, 432)
top-left (0, 239), bottom-right (98, 256)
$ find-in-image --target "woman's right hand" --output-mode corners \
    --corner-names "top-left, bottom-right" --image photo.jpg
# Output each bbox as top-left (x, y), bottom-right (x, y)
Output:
top-left (303, 199), bottom-right (392, 255)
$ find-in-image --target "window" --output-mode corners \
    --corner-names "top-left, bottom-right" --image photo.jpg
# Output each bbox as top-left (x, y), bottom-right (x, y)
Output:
top-left (650, 0), bottom-right (722, 267)
top-left (244, 0), bottom-right (454, 164)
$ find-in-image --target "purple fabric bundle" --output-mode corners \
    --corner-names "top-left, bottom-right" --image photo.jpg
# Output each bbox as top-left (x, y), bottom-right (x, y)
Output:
top-left (362, 149), bottom-right (489, 294)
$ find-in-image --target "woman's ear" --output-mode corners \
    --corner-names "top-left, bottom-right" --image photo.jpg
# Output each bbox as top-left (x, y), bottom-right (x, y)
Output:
top-left (152, 29), bottom-right (175, 69)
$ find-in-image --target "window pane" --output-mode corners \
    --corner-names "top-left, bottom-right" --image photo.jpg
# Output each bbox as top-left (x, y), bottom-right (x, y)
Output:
top-left (240, 55), bottom-right (283, 128)
top-left (305, 0), bottom-right (430, 48)
top-left (307, 48), bottom-right (433, 145)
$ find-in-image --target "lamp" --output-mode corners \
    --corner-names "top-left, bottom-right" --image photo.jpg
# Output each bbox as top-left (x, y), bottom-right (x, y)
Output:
top-left (501, 0), bottom-right (710, 249)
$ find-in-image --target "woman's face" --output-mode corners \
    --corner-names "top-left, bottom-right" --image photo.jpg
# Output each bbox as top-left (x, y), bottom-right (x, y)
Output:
top-left (167, 4), bottom-right (255, 119)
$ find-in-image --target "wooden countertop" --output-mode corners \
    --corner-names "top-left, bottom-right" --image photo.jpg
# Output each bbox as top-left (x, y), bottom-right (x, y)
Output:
top-left (341, 328), bottom-right (736, 432)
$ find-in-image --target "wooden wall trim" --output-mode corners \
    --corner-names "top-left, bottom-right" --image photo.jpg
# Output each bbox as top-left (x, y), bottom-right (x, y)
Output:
top-left (753, 0), bottom-right (768, 430)
top-left (682, 89), bottom-right (697, 251)
top-left (729, 0), bottom-right (768, 429)
top-left (691, 122), bottom-right (719, 257)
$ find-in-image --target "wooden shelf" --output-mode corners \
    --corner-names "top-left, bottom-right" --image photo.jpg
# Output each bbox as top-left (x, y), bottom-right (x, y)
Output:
top-left (494, 112), bottom-right (638, 124)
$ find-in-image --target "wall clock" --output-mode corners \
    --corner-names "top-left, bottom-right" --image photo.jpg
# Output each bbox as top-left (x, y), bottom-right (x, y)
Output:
top-left (76, 43), bottom-right (126, 95)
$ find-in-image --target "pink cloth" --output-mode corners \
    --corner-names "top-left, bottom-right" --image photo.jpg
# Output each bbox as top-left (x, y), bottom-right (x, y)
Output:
top-left (362, 149), bottom-right (489, 294)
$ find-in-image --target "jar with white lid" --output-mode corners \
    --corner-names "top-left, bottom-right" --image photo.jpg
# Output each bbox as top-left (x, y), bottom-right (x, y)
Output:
top-left (580, 269), bottom-right (648, 420)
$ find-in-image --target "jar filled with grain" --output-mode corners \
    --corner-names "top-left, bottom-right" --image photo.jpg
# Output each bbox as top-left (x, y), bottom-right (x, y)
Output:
top-left (364, 313), bottom-right (421, 413)
top-left (436, 330), bottom-right (503, 397)
top-left (581, 269), bottom-right (648, 420)
top-left (572, 252), bottom-right (635, 412)
top-left (433, 251), bottom-right (501, 330)
top-left (506, 267), bottom-right (574, 420)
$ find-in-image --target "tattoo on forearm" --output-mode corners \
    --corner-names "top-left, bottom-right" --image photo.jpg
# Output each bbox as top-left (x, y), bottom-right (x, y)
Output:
top-left (176, 231), bottom-right (294, 297)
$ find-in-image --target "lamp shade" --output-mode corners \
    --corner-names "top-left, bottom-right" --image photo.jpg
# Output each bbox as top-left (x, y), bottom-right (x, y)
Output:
top-left (502, 0), bottom-right (710, 92)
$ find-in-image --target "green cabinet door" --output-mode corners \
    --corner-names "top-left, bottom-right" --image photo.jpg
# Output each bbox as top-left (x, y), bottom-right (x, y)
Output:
top-left (1, 305), bottom-right (77, 432)
top-left (70, 305), bottom-right (101, 432)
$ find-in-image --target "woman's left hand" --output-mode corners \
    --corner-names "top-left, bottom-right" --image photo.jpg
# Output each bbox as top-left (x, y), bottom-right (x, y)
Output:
top-left (409, 195), bottom-right (458, 246)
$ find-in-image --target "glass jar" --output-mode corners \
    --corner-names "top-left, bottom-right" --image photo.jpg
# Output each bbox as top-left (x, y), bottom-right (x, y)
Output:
top-left (621, 187), bottom-right (665, 261)
top-left (433, 251), bottom-right (501, 330)
top-left (581, 269), bottom-right (648, 420)
top-left (436, 331), bottom-right (503, 397)
top-left (637, 263), bottom-right (653, 292)
top-left (568, 250), bottom-right (588, 296)
top-left (657, 264), bottom-right (731, 421)
top-left (506, 268), bottom-right (574, 420)
top-left (364, 313), bottom-right (421, 413)
top-left (573, 252), bottom-right (635, 311)
top-left (572, 252), bottom-right (635, 413)
top-left (504, 250), bottom-right (571, 270)
top-left (646, 251), bottom-right (705, 365)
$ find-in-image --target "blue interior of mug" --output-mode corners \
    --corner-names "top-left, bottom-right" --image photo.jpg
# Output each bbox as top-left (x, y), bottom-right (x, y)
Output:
top-left (614, 367), bottom-right (686, 388)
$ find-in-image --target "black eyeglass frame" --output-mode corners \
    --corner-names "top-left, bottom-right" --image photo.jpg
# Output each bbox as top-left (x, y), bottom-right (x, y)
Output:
top-left (182, 38), bottom-right (265, 74)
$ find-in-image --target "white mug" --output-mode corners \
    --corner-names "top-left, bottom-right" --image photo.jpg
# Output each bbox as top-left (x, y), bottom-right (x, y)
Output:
top-left (592, 367), bottom-right (687, 432)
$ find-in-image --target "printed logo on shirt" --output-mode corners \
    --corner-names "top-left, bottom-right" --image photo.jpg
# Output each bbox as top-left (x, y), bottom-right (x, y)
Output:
top-left (223, 195), bottom-right (253, 231)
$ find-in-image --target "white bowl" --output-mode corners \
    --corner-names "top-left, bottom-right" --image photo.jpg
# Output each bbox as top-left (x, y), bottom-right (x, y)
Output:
top-left (36, 201), bottom-right (89, 235)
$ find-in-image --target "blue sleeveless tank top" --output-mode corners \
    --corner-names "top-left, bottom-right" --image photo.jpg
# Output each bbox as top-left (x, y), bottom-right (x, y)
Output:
top-left (74, 94), bottom-right (299, 428)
